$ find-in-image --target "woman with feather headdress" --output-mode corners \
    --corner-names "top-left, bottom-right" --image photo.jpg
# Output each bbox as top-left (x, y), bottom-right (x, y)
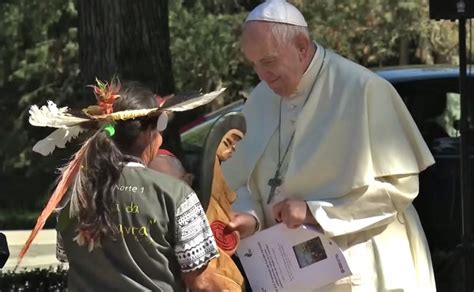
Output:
top-left (20, 79), bottom-right (227, 291)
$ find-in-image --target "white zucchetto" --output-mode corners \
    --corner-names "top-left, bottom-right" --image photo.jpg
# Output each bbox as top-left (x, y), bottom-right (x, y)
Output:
top-left (245, 0), bottom-right (308, 27)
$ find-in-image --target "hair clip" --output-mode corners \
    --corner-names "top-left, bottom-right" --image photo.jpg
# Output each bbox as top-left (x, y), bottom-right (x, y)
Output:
top-left (103, 124), bottom-right (115, 137)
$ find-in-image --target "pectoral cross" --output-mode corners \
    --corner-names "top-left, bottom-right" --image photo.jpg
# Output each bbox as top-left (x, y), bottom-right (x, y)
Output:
top-left (267, 172), bottom-right (282, 204)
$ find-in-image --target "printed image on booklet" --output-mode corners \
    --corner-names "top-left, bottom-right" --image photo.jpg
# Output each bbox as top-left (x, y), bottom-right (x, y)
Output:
top-left (293, 236), bottom-right (327, 268)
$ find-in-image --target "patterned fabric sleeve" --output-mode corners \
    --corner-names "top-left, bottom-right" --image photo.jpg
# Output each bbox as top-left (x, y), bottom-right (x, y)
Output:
top-left (56, 231), bottom-right (68, 263)
top-left (175, 191), bottom-right (219, 273)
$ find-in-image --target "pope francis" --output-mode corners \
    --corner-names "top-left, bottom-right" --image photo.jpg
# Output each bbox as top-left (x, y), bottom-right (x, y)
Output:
top-left (222, 0), bottom-right (437, 291)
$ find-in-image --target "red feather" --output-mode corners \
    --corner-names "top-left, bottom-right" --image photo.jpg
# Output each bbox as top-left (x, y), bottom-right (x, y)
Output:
top-left (16, 140), bottom-right (90, 269)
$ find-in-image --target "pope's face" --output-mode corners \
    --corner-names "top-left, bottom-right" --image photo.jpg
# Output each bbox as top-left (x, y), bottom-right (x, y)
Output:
top-left (241, 22), bottom-right (305, 97)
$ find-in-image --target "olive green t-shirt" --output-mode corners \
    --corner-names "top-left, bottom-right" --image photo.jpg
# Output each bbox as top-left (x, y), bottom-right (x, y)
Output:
top-left (57, 162), bottom-right (218, 291)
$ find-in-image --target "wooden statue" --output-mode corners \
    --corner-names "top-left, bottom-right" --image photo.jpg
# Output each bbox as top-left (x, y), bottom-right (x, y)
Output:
top-left (206, 129), bottom-right (245, 291)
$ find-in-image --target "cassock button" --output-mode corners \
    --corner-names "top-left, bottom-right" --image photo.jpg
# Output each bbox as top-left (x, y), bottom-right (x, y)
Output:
top-left (290, 104), bottom-right (298, 109)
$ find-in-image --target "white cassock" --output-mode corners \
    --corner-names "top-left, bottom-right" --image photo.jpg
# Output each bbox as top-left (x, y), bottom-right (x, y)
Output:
top-left (222, 43), bottom-right (437, 292)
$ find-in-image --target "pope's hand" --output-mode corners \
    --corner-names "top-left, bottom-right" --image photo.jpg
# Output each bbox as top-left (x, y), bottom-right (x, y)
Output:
top-left (225, 212), bottom-right (258, 239)
top-left (272, 199), bottom-right (317, 229)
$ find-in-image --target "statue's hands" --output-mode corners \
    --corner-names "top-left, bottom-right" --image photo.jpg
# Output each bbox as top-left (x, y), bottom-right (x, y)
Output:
top-left (225, 212), bottom-right (259, 239)
top-left (272, 199), bottom-right (317, 229)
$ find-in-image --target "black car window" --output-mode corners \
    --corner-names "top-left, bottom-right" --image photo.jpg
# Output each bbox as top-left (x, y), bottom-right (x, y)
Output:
top-left (392, 78), bottom-right (461, 144)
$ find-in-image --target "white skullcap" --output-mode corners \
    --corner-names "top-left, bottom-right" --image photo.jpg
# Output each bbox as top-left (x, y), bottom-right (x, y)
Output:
top-left (245, 0), bottom-right (307, 27)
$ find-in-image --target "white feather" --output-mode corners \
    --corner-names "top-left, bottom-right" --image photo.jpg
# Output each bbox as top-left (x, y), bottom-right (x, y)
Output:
top-left (33, 126), bottom-right (86, 156)
top-left (165, 88), bottom-right (226, 112)
top-left (29, 100), bottom-right (89, 128)
top-left (156, 112), bottom-right (168, 132)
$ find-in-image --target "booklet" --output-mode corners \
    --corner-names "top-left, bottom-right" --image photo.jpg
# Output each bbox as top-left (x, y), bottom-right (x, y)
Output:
top-left (236, 223), bottom-right (351, 291)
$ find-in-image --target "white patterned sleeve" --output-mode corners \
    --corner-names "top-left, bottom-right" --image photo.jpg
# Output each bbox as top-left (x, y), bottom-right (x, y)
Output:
top-left (56, 232), bottom-right (68, 263)
top-left (174, 191), bottom-right (219, 273)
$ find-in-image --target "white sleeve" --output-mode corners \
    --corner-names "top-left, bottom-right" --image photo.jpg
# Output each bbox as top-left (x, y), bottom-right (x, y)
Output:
top-left (306, 174), bottom-right (419, 237)
top-left (56, 231), bottom-right (68, 263)
top-left (174, 192), bottom-right (219, 272)
top-left (232, 186), bottom-right (265, 231)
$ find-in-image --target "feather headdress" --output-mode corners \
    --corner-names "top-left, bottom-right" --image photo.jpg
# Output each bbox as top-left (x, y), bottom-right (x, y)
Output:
top-left (17, 79), bottom-right (226, 268)
top-left (29, 79), bottom-right (226, 156)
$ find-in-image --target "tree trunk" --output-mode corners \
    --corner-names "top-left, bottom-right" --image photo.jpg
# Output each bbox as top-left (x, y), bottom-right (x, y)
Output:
top-left (77, 0), bottom-right (186, 158)
top-left (399, 37), bottom-right (410, 65)
top-left (77, 0), bottom-right (174, 95)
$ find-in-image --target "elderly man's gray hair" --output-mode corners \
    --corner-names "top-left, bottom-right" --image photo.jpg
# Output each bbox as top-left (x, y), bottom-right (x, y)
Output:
top-left (269, 22), bottom-right (310, 45)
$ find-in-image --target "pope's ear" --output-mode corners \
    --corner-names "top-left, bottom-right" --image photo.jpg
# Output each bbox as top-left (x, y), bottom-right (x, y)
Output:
top-left (294, 33), bottom-right (310, 55)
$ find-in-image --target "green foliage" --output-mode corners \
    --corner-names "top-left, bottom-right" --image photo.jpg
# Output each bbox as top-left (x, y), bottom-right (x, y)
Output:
top-left (178, 0), bottom-right (253, 14)
top-left (0, 0), bottom-right (80, 211)
top-left (295, 0), bottom-right (458, 66)
top-left (170, 2), bottom-right (256, 99)
top-left (0, 266), bottom-right (67, 291)
top-left (0, 208), bottom-right (56, 230)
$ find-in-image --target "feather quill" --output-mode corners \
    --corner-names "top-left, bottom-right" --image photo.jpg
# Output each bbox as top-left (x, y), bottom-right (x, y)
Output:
top-left (33, 126), bottom-right (87, 156)
top-left (16, 139), bottom-right (91, 269)
top-left (29, 101), bottom-right (89, 128)
top-left (94, 108), bottom-right (159, 121)
top-left (164, 88), bottom-right (226, 112)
